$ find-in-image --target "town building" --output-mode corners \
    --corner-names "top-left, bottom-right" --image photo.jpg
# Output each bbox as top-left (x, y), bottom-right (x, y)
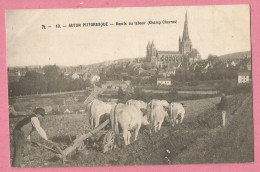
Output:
top-left (146, 12), bottom-right (201, 72)
top-left (230, 60), bottom-right (239, 67)
top-left (238, 71), bottom-right (251, 84)
top-left (90, 75), bottom-right (100, 84)
top-left (157, 78), bottom-right (172, 86)
top-left (8, 73), bottom-right (21, 82)
top-left (102, 80), bottom-right (131, 91)
top-left (72, 73), bottom-right (80, 79)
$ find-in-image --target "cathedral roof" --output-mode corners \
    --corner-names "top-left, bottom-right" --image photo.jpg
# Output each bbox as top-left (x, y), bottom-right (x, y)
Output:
top-left (157, 51), bottom-right (182, 55)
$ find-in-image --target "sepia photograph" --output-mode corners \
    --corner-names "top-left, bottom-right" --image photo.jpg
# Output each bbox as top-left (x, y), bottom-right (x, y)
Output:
top-left (6, 4), bottom-right (253, 168)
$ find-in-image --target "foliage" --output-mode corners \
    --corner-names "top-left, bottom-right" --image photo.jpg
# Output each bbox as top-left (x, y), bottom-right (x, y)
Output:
top-left (8, 65), bottom-right (91, 96)
top-left (117, 87), bottom-right (125, 99)
top-left (225, 83), bottom-right (252, 95)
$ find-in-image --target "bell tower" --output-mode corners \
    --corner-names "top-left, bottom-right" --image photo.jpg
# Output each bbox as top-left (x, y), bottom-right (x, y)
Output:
top-left (180, 11), bottom-right (192, 55)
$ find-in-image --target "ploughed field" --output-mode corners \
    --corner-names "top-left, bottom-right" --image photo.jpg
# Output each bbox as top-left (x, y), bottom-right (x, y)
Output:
top-left (9, 93), bottom-right (253, 167)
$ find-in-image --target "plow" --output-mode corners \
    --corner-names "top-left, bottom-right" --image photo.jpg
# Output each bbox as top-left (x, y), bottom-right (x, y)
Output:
top-left (34, 119), bottom-right (116, 164)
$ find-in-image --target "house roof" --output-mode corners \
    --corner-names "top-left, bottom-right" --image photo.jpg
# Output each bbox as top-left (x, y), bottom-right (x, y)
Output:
top-left (157, 78), bottom-right (171, 81)
top-left (105, 81), bottom-right (128, 85)
top-left (238, 71), bottom-right (250, 76)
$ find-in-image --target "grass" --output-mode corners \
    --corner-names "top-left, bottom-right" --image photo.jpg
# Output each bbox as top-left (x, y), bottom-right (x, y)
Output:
top-left (138, 79), bottom-right (237, 91)
top-left (9, 91), bottom-right (91, 116)
top-left (170, 93), bottom-right (253, 164)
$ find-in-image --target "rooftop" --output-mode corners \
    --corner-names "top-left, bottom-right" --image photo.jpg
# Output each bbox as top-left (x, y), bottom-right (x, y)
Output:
top-left (157, 78), bottom-right (171, 81)
top-left (105, 80), bottom-right (130, 85)
top-left (157, 51), bottom-right (182, 55)
top-left (238, 71), bottom-right (251, 76)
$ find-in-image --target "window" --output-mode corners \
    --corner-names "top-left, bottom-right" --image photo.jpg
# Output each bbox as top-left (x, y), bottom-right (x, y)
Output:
top-left (161, 56), bottom-right (164, 61)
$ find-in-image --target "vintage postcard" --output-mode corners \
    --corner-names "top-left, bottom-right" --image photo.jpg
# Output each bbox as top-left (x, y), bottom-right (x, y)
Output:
top-left (6, 5), bottom-right (253, 168)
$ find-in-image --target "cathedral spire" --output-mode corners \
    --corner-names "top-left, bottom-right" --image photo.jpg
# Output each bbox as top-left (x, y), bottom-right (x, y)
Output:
top-left (147, 41), bottom-right (151, 48)
top-left (182, 11), bottom-right (190, 42)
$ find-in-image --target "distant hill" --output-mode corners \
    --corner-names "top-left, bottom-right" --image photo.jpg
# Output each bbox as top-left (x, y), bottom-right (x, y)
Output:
top-left (218, 51), bottom-right (251, 61)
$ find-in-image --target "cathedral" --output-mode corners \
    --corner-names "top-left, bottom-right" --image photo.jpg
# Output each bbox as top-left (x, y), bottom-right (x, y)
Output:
top-left (146, 12), bottom-right (201, 71)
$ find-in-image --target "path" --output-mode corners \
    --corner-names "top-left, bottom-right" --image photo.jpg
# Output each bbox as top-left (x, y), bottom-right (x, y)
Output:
top-left (83, 85), bottom-right (104, 105)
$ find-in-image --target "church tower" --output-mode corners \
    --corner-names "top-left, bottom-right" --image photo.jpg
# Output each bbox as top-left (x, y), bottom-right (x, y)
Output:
top-left (151, 40), bottom-right (157, 56)
top-left (146, 41), bottom-right (157, 62)
top-left (180, 11), bottom-right (192, 55)
top-left (179, 36), bottom-right (182, 52)
top-left (146, 41), bottom-right (151, 58)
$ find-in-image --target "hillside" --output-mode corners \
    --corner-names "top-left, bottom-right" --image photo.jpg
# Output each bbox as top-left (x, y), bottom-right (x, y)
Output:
top-left (218, 51), bottom-right (251, 61)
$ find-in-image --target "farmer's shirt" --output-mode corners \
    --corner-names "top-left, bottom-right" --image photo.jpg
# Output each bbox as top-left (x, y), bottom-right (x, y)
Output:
top-left (14, 114), bottom-right (48, 140)
top-left (219, 96), bottom-right (228, 111)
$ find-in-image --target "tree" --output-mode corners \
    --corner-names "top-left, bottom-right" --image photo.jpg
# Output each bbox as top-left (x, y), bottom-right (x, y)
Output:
top-left (133, 87), bottom-right (143, 99)
top-left (19, 71), bottom-right (47, 94)
top-left (43, 65), bottom-right (60, 80)
top-left (207, 54), bottom-right (219, 65)
top-left (118, 87), bottom-right (125, 99)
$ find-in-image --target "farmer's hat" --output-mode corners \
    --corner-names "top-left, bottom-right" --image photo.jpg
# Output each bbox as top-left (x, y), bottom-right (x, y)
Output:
top-left (34, 108), bottom-right (46, 116)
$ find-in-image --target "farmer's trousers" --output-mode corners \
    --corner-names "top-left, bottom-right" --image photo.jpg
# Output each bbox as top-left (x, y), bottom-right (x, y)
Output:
top-left (12, 129), bottom-right (26, 167)
top-left (222, 110), bottom-right (226, 127)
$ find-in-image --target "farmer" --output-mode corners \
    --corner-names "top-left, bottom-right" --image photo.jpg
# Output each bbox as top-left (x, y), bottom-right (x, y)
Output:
top-left (218, 93), bottom-right (228, 128)
top-left (12, 108), bottom-right (48, 167)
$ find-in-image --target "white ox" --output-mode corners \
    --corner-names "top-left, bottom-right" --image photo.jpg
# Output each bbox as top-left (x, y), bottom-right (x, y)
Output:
top-left (86, 99), bottom-right (116, 128)
top-left (148, 99), bottom-right (170, 132)
top-left (149, 99), bottom-right (169, 110)
top-left (110, 103), bottom-right (149, 145)
top-left (170, 103), bottom-right (185, 127)
top-left (126, 99), bottom-right (148, 110)
top-left (151, 106), bottom-right (168, 132)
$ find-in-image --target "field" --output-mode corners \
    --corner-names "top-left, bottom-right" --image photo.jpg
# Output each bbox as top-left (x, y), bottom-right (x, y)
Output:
top-left (140, 79), bottom-right (237, 91)
top-left (143, 89), bottom-right (219, 95)
top-left (8, 90), bottom-right (91, 116)
top-left (9, 93), bottom-right (253, 167)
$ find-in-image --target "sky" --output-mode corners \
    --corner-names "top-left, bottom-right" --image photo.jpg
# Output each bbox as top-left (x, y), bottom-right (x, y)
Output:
top-left (6, 5), bottom-right (251, 67)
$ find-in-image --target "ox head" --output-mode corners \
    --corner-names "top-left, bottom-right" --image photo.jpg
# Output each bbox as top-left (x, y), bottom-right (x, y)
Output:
top-left (140, 108), bottom-right (148, 116)
top-left (163, 106), bottom-right (171, 114)
top-left (140, 101), bottom-right (148, 110)
top-left (160, 100), bottom-right (170, 113)
top-left (142, 115), bottom-right (150, 126)
top-left (161, 100), bottom-right (170, 108)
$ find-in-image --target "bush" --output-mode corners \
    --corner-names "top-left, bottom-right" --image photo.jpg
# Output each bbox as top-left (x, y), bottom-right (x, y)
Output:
top-left (225, 83), bottom-right (252, 95)
top-left (14, 104), bottom-right (27, 111)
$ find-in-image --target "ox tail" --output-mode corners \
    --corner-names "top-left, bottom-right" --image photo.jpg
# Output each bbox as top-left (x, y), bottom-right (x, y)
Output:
top-left (110, 104), bottom-right (119, 135)
top-left (170, 103), bottom-right (174, 126)
top-left (151, 101), bottom-right (154, 125)
top-left (88, 100), bottom-right (95, 128)
top-left (180, 108), bottom-right (185, 123)
top-left (147, 101), bottom-right (153, 133)
top-left (114, 105), bottom-right (119, 135)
